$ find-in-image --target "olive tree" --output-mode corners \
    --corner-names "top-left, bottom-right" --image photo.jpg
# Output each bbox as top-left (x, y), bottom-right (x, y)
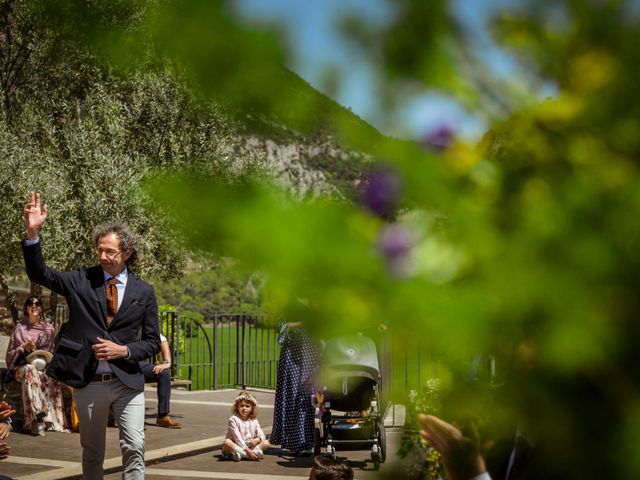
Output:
top-left (0, 0), bottom-right (261, 319)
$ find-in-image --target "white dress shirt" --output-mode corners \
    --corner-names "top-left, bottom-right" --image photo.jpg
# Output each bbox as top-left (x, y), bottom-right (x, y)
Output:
top-left (95, 268), bottom-right (129, 374)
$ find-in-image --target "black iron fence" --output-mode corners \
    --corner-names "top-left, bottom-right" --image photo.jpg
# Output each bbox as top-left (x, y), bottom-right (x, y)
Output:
top-left (159, 311), bottom-right (438, 398)
top-left (157, 310), bottom-right (408, 427)
top-left (52, 305), bottom-right (489, 427)
top-left (158, 311), bottom-right (279, 391)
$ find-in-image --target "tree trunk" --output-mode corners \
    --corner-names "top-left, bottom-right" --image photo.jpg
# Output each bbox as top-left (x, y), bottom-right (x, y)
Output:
top-left (49, 290), bottom-right (58, 324)
top-left (0, 269), bottom-right (19, 322)
top-left (30, 281), bottom-right (42, 297)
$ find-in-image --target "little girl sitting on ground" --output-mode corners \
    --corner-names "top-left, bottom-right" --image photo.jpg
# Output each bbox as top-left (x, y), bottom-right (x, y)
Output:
top-left (223, 391), bottom-right (270, 461)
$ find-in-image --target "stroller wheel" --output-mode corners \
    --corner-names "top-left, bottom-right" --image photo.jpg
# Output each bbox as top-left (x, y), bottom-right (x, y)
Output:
top-left (379, 423), bottom-right (387, 463)
top-left (326, 444), bottom-right (336, 460)
top-left (371, 422), bottom-right (386, 469)
top-left (372, 453), bottom-right (381, 470)
top-left (313, 427), bottom-right (321, 455)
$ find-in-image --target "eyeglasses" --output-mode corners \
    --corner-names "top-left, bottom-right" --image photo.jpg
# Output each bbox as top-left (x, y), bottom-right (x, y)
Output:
top-left (26, 300), bottom-right (41, 307)
top-left (96, 248), bottom-right (121, 259)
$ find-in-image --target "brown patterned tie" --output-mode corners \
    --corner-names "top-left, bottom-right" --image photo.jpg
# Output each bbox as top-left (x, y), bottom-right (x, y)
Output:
top-left (106, 277), bottom-right (118, 326)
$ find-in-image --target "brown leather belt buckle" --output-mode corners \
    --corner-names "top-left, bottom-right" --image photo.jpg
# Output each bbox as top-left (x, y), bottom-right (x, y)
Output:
top-left (94, 373), bottom-right (112, 382)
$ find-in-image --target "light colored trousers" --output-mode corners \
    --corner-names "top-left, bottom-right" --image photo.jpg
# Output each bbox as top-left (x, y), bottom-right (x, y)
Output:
top-left (73, 378), bottom-right (145, 480)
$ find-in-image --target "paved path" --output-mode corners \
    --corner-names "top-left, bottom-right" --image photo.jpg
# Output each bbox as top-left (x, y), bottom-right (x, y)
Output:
top-left (103, 432), bottom-right (404, 480)
top-left (0, 388), bottom-right (408, 480)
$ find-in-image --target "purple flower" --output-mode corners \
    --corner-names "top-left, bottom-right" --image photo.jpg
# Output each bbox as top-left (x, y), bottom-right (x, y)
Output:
top-left (421, 124), bottom-right (454, 151)
top-left (378, 224), bottom-right (413, 278)
top-left (359, 166), bottom-right (402, 220)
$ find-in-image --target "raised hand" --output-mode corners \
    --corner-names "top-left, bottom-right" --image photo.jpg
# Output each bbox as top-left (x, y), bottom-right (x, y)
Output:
top-left (24, 191), bottom-right (48, 239)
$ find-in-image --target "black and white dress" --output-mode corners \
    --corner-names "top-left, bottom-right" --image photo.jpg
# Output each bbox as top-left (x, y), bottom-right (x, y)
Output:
top-left (270, 323), bottom-right (318, 452)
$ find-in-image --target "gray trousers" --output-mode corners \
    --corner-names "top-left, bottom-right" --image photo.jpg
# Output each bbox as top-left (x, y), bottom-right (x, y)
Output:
top-left (73, 378), bottom-right (145, 480)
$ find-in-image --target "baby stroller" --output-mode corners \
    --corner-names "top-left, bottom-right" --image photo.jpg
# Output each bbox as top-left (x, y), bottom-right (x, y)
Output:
top-left (313, 334), bottom-right (386, 470)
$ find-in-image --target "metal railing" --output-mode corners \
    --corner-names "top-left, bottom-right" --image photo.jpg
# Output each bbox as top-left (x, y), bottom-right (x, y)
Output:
top-left (48, 307), bottom-right (278, 391)
top-left (52, 305), bottom-right (482, 428)
top-left (158, 311), bottom-right (418, 427)
top-left (157, 311), bottom-right (434, 407)
top-left (159, 311), bottom-right (279, 391)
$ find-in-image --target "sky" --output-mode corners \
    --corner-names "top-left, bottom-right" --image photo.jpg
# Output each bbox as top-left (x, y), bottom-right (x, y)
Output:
top-left (232, 0), bottom-right (543, 142)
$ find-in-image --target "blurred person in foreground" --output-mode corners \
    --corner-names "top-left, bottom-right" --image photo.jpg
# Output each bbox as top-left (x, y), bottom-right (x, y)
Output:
top-left (22, 192), bottom-right (161, 480)
top-left (416, 338), bottom-right (539, 480)
top-left (5, 296), bottom-right (69, 435)
top-left (419, 413), bottom-right (489, 480)
top-left (308, 455), bottom-right (354, 480)
top-left (418, 332), bottom-right (612, 480)
top-left (419, 411), bottom-right (557, 480)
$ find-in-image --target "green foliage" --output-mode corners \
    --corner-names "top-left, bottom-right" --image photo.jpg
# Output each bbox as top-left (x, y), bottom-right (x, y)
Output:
top-left (158, 304), bottom-right (185, 359)
top-left (398, 381), bottom-right (446, 480)
top-left (147, 171), bottom-right (392, 334)
top-left (144, 1), bottom-right (640, 477)
top-left (175, 323), bottom-right (280, 390)
top-left (0, 0), bottom-right (368, 291)
top-left (5, 0), bottom-right (640, 476)
top-left (179, 310), bottom-right (204, 338)
top-left (152, 259), bottom-right (263, 317)
top-left (303, 151), bottom-right (368, 201)
top-left (0, 0), bottom-right (261, 282)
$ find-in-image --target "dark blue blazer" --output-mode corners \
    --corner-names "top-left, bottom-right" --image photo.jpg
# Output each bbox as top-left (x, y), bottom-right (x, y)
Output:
top-left (23, 241), bottom-right (161, 389)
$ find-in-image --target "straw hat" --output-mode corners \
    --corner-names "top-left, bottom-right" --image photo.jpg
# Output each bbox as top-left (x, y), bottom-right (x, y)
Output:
top-left (26, 349), bottom-right (53, 364)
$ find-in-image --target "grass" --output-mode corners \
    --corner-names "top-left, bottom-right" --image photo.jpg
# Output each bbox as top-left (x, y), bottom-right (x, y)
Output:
top-left (172, 323), bottom-right (281, 390)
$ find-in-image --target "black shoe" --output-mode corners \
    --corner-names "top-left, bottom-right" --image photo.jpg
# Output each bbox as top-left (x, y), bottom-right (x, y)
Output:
top-left (292, 449), bottom-right (312, 457)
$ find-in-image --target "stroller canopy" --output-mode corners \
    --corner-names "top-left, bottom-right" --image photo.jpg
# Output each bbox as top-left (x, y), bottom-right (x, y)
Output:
top-left (321, 334), bottom-right (380, 382)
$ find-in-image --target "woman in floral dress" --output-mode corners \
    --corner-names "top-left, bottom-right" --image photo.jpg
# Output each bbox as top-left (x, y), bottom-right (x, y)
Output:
top-left (5, 296), bottom-right (68, 435)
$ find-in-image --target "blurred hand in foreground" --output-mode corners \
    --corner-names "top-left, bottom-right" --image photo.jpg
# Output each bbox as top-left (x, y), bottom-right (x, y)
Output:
top-left (419, 413), bottom-right (487, 480)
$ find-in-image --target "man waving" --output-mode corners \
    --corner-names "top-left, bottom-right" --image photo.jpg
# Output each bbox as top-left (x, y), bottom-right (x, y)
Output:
top-left (22, 192), bottom-right (160, 480)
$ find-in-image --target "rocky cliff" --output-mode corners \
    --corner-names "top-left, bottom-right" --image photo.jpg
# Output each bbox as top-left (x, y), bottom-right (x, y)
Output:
top-left (240, 133), bottom-right (371, 199)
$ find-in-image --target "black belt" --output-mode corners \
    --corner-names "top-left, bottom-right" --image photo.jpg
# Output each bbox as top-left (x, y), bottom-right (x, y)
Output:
top-left (90, 373), bottom-right (114, 382)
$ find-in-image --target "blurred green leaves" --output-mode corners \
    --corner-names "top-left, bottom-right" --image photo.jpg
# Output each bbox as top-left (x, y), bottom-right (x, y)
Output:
top-left (147, 171), bottom-right (387, 332)
top-left (56, 0), bottom-right (385, 149)
top-left (6, 0), bottom-right (640, 475)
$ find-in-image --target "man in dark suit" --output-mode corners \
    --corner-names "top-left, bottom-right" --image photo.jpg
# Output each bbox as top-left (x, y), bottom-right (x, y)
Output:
top-left (22, 192), bottom-right (160, 480)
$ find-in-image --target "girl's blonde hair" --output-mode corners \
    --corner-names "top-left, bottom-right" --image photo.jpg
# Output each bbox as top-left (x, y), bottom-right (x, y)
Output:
top-left (232, 391), bottom-right (258, 419)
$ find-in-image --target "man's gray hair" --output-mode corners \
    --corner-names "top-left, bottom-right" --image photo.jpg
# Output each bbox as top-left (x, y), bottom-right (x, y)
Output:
top-left (93, 223), bottom-right (140, 266)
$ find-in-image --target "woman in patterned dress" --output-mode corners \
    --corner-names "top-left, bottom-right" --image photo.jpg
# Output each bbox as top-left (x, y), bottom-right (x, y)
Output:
top-left (5, 296), bottom-right (69, 435)
top-left (270, 320), bottom-right (319, 455)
